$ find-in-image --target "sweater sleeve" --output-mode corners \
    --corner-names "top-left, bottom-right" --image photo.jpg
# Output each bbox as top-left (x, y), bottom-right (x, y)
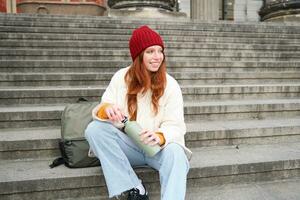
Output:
top-left (101, 70), bottom-right (121, 105)
top-left (96, 103), bottom-right (111, 119)
top-left (156, 132), bottom-right (166, 146)
top-left (92, 68), bottom-right (126, 128)
top-left (92, 71), bottom-right (120, 121)
top-left (157, 78), bottom-right (186, 147)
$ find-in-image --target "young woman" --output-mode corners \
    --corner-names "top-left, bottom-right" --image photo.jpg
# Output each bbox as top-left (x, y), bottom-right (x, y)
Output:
top-left (85, 25), bottom-right (192, 200)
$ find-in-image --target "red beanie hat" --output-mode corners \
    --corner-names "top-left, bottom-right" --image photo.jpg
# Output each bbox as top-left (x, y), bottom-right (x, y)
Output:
top-left (129, 25), bottom-right (164, 61)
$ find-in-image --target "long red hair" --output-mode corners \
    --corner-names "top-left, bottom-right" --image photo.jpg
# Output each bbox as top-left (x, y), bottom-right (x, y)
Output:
top-left (125, 52), bottom-right (166, 120)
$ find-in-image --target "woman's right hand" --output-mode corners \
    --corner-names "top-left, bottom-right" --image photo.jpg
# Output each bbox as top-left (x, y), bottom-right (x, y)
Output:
top-left (105, 105), bottom-right (125, 123)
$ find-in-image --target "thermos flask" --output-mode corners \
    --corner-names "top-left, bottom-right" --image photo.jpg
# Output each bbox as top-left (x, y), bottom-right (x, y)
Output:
top-left (122, 117), bottom-right (161, 157)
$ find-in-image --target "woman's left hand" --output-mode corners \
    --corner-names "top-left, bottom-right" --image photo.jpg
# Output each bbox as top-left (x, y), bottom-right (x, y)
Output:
top-left (140, 130), bottom-right (160, 146)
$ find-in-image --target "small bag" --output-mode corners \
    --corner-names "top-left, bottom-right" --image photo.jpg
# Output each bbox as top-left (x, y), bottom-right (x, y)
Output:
top-left (50, 98), bottom-right (100, 168)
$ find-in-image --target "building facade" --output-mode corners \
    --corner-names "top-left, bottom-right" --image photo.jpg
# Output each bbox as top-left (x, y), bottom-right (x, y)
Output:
top-left (0, 0), bottom-right (299, 22)
top-left (0, 0), bottom-right (17, 13)
top-left (0, 0), bottom-right (107, 16)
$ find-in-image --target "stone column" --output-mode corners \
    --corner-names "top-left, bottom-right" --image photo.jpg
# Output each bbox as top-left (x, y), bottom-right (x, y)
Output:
top-left (234, 0), bottom-right (247, 22)
top-left (247, 0), bottom-right (263, 21)
top-left (234, 0), bottom-right (263, 22)
top-left (190, 0), bottom-right (220, 21)
top-left (108, 0), bottom-right (176, 11)
top-left (6, 0), bottom-right (17, 13)
top-left (108, 0), bottom-right (187, 18)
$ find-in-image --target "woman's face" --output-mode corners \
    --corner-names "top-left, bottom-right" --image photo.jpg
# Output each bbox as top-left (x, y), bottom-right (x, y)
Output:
top-left (142, 45), bottom-right (164, 72)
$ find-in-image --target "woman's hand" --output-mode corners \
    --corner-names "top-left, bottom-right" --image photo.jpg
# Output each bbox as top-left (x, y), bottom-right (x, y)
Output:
top-left (140, 130), bottom-right (161, 146)
top-left (105, 104), bottom-right (125, 123)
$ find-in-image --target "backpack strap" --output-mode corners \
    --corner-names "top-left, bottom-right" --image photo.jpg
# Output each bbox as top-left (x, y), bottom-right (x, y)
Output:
top-left (49, 140), bottom-right (67, 168)
top-left (77, 97), bottom-right (88, 102)
top-left (49, 157), bottom-right (65, 168)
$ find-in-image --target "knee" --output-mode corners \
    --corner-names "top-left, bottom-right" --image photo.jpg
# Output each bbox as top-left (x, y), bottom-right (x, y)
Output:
top-left (161, 143), bottom-right (189, 169)
top-left (85, 120), bottom-right (112, 141)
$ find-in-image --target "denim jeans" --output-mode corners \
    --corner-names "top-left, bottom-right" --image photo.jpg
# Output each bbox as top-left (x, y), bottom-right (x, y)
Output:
top-left (85, 120), bottom-right (190, 199)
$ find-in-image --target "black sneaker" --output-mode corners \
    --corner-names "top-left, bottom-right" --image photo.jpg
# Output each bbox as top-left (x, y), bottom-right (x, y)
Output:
top-left (127, 188), bottom-right (149, 200)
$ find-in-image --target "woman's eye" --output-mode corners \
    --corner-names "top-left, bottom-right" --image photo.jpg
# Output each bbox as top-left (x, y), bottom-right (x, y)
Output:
top-left (146, 50), bottom-right (154, 54)
top-left (145, 49), bottom-right (163, 54)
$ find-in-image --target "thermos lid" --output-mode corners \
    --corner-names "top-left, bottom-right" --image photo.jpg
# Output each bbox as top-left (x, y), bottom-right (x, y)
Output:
top-left (121, 116), bottom-right (128, 124)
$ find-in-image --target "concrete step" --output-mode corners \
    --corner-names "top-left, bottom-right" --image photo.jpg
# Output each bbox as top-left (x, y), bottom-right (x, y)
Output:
top-left (1, 13), bottom-right (299, 34)
top-left (183, 178), bottom-right (300, 200)
top-left (0, 86), bottom-right (105, 105)
top-left (186, 118), bottom-right (300, 147)
top-left (1, 18), bottom-right (299, 38)
top-left (3, 40), bottom-right (300, 51)
top-left (1, 49), bottom-right (299, 61)
top-left (1, 60), bottom-right (299, 73)
top-left (1, 12), bottom-right (299, 200)
top-left (1, 118), bottom-right (300, 160)
top-left (56, 178), bottom-right (300, 200)
top-left (0, 72), bottom-right (113, 86)
top-left (1, 99), bottom-right (300, 128)
top-left (0, 12), bottom-right (299, 200)
top-left (182, 84), bottom-right (300, 101)
top-left (1, 72), bottom-right (299, 86)
top-left (0, 126), bottom-right (60, 160)
top-left (1, 32), bottom-right (298, 45)
top-left (1, 84), bottom-right (300, 105)
top-left (184, 98), bottom-right (300, 121)
top-left (0, 104), bottom-right (65, 129)
top-left (3, 26), bottom-right (299, 41)
top-left (1, 142), bottom-right (299, 199)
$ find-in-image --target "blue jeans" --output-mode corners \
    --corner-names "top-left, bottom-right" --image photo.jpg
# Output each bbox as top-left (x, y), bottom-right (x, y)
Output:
top-left (85, 120), bottom-right (190, 199)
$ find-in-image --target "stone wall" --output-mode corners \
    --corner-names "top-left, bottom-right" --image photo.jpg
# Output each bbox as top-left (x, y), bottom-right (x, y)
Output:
top-left (16, 0), bottom-right (107, 16)
top-left (0, 0), bottom-right (6, 12)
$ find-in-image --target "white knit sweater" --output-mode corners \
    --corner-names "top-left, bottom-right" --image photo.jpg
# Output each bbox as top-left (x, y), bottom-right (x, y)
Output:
top-left (93, 67), bottom-right (192, 160)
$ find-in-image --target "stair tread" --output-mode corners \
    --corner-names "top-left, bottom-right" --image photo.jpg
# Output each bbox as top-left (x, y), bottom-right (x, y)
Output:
top-left (1, 18), bottom-right (299, 35)
top-left (1, 83), bottom-right (300, 90)
top-left (0, 104), bottom-right (65, 112)
top-left (1, 142), bottom-right (299, 183)
top-left (1, 12), bottom-right (299, 26)
top-left (2, 60), bottom-right (300, 69)
top-left (0, 126), bottom-right (60, 142)
top-left (1, 98), bottom-right (300, 111)
top-left (2, 60), bottom-right (299, 63)
top-left (0, 85), bottom-right (106, 90)
top-left (187, 117), bottom-right (300, 131)
top-left (188, 178), bottom-right (300, 200)
top-left (3, 49), bottom-right (300, 53)
top-left (3, 39), bottom-right (300, 46)
top-left (185, 98), bottom-right (300, 106)
top-left (2, 72), bottom-right (300, 75)
top-left (57, 178), bottom-right (300, 200)
top-left (1, 117), bottom-right (300, 142)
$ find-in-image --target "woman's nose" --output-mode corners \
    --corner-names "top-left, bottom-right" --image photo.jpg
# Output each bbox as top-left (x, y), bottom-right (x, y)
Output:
top-left (153, 51), bottom-right (161, 59)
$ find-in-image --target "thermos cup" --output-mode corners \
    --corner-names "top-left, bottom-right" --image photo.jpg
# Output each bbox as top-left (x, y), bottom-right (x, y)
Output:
top-left (122, 117), bottom-right (161, 157)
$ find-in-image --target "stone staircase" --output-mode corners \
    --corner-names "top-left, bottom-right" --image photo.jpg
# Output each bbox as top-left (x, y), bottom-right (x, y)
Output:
top-left (0, 13), bottom-right (300, 200)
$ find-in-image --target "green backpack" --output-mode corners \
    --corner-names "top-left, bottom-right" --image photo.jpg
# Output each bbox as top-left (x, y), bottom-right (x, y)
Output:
top-left (50, 98), bottom-right (100, 168)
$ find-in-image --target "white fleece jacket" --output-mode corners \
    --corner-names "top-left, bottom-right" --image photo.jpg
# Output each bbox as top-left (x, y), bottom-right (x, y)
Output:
top-left (92, 67), bottom-right (192, 160)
